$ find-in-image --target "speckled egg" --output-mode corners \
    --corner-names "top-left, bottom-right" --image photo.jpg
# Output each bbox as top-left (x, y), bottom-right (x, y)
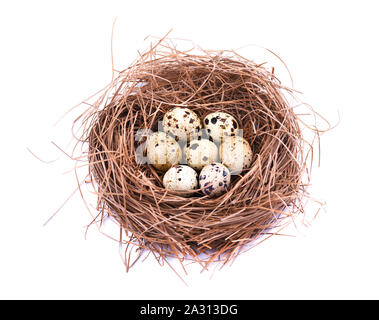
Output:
top-left (163, 165), bottom-right (198, 194)
top-left (203, 112), bottom-right (239, 143)
top-left (184, 139), bottom-right (219, 171)
top-left (163, 107), bottom-right (202, 142)
top-left (220, 136), bottom-right (253, 174)
top-left (199, 163), bottom-right (231, 197)
top-left (146, 132), bottom-right (182, 171)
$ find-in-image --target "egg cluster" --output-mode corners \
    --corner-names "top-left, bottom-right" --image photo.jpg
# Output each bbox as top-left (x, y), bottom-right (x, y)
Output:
top-left (146, 107), bottom-right (253, 197)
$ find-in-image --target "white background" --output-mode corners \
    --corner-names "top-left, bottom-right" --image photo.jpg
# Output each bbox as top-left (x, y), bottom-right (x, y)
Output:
top-left (0, 0), bottom-right (378, 299)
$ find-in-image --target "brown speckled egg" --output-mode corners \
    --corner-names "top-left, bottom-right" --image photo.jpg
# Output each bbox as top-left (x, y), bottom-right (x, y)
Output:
top-left (199, 162), bottom-right (231, 197)
top-left (184, 139), bottom-right (219, 171)
top-left (203, 111), bottom-right (239, 143)
top-left (220, 136), bottom-right (253, 174)
top-left (163, 165), bottom-right (198, 194)
top-left (146, 132), bottom-right (182, 171)
top-left (163, 107), bottom-right (202, 142)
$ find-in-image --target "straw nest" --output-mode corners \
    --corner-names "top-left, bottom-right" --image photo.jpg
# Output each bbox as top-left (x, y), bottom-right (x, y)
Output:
top-left (77, 38), bottom-right (320, 270)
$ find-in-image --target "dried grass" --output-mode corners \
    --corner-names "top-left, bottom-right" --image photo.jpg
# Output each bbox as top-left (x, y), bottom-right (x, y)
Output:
top-left (74, 36), bottom-right (325, 272)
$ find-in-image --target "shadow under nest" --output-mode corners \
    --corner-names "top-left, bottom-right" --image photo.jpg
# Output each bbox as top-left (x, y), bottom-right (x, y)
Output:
top-left (78, 43), bottom-right (314, 270)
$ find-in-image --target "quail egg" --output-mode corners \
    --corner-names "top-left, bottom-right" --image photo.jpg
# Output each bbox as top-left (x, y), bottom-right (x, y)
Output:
top-left (163, 107), bottom-right (202, 142)
top-left (203, 111), bottom-right (239, 143)
top-left (146, 132), bottom-right (182, 171)
top-left (199, 162), bottom-right (231, 197)
top-left (184, 139), bottom-right (219, 171)
top-left (220, 136), bottom-right (253, 174)
top-left (163, 165), bottom-right (198, 194)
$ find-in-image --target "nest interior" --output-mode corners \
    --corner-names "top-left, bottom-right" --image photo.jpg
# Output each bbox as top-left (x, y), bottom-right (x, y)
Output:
top-left (80, 40), bottom-right (314, 269)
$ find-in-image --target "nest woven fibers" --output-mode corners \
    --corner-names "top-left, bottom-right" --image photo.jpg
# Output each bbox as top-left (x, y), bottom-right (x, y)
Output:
top-left (74, 36), bottom-right (324, 272)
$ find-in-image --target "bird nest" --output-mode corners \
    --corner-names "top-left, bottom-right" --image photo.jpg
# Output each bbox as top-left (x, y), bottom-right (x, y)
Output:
top-left (76, 38), bottom-right (321, 271)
